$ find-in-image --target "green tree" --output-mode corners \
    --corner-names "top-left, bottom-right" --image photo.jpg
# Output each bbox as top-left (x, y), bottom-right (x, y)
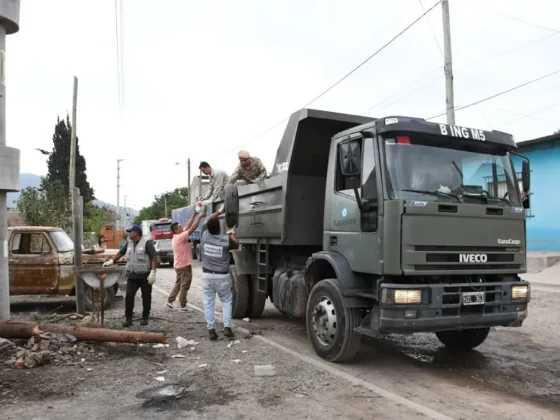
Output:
top-left (83, 202), bottom-right (115, 233)
top-left (46, 115), bottom-right (95, 203)
top-left (133, 187), bottom-right (188, 224)
top-left (17, 178), bottom-right (72, 230)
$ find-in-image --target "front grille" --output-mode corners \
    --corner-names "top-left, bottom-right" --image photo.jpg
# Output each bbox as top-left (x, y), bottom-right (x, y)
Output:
top-left (426, 254), bottom-right (514, 263)
top-left (414, 264), bottom-right (521, 271)
top-left (415, 245), bottom-right (520, 252)
top-left (440, 284), bottom-right (501, 316)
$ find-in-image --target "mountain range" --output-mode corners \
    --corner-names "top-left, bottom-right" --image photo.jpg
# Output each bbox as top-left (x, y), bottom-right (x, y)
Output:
top-left (6, 173), bottom-right (138, 216)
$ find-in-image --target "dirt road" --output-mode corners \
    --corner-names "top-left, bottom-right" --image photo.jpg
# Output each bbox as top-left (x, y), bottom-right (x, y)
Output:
top-left (2, 262), bottom-right (559, 419)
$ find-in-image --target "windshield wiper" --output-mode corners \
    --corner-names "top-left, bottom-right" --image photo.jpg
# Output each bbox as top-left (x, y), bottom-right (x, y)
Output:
top-left (401, 189), bottom-right (462, 202)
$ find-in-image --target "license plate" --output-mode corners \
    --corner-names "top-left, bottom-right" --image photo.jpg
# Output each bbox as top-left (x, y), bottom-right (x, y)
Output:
top-left (463, 291), bottom-right (485, 306)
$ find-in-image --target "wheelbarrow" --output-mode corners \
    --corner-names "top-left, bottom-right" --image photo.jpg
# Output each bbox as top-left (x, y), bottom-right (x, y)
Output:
top-left (79, 266), bottom-right (126, 326)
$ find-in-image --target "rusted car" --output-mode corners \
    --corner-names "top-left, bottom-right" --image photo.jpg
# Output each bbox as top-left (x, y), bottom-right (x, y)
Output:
top-left (7, 226), bottom-right (126, 309)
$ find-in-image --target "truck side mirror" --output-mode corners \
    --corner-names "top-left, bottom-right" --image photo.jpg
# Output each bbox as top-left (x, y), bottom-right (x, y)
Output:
top-left (339, 140), bottom-right (362, 177)
top-left (521, 160), bottom-right (530, 193)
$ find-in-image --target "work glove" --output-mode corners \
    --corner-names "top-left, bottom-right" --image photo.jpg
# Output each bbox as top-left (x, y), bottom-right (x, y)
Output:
top-left (147, 270), bottom-right (157, 285)
top-left (102, 259), bottom-right (114, 268)
top-left (226, 227), bottom-right (235, 235)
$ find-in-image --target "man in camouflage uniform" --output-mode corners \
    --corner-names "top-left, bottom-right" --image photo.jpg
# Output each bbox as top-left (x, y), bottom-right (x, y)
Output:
top-left (228, 150), bottom-right (267, 184)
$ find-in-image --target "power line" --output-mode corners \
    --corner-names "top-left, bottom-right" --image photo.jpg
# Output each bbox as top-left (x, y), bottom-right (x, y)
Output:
top-left (221, 1), bottom-right (441, 156)
top-left (364, 30), bottom-right (560, 116)
top-left (483, 6), bottom-right (560, 33)
top-left (499, 100), bottom-right (560, 127)
top-left (114, 0), bottom-right (123, 122)
top-left (418, 0), bottom-right (444, 57)
top-left (119, 0), bottom-right (125, 116)
top-left (427, 68), bottom-right (560, 120)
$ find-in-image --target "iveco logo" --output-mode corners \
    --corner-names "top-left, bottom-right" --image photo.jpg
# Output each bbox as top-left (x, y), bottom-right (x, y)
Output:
top-left (459, 254), bottom-right (488, 263)
top-left (498, 239), bottom-right (521, 245)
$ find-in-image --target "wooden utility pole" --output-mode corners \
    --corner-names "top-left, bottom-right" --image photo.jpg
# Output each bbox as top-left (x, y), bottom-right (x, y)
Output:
top-left (69, 76), bottom-right (78, 197)
top-left (441, 0), bottom-right (456, 125)
top-left (69, 76), bottom-right (85, 315)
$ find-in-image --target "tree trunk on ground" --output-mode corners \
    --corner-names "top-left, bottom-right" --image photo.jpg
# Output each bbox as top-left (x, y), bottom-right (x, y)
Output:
top-left (0, 320), bottom-right (167, 344)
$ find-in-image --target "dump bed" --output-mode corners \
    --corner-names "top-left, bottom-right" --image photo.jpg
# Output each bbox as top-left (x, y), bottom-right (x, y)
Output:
top-left (230, 108), bottom-right (374, 246)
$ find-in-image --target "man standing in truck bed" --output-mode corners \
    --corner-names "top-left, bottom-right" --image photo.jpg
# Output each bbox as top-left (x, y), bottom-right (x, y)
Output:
top-left (228, 150), bottom-right (267, 184)
top-left (198, 161), bottom-right (229, 205)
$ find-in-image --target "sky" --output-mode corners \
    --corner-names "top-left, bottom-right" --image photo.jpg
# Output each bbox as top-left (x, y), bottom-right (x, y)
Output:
top-left (7, 0), bottom-right (560, 209)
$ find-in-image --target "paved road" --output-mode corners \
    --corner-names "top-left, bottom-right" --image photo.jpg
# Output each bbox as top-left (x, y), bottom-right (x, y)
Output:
top-left (149, 262), bottom-right (560, 420)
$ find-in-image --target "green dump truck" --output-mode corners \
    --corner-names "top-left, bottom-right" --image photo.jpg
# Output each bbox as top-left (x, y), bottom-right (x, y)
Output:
top-left (220, 108), bottom-right (531, 362)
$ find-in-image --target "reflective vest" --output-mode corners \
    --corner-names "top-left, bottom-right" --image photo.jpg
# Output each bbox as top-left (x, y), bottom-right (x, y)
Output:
top-left (125, 238), bottom-right (151, 274)
top-left (201, 231), bottom-right (229, 273)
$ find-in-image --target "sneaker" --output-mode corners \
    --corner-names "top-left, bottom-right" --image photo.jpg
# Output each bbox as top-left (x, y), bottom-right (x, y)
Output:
top-left (179, 306), bottom-right (188, 312)
top-left (166, 302), bottom-right (174, 310)
top-left (208, 329), bottom-right (218, 341)
top-left (224, 327), bottom-right (235, 338)
top-left (122, 318), bottom-right (132, 327)
top-left (140, 318), bottom-right (149, 326)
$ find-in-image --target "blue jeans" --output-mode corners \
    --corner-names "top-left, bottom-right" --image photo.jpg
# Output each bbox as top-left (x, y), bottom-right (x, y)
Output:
top-left (201, 273), bottom-right (232, 329)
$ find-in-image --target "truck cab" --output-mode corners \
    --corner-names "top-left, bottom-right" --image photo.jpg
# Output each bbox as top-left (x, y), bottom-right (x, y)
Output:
top-left (223, 109), bottom-right (531, 362)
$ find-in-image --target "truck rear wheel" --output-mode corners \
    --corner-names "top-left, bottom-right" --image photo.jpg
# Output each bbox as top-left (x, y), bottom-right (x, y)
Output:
top-left (230, 266), bottom-right (250, 319)
top-left (435, 328), bottom-right (490, 350)
top-left (246, 275), bottom-right (267, 319)
top-left (306, 279), bottom-right (362, 363)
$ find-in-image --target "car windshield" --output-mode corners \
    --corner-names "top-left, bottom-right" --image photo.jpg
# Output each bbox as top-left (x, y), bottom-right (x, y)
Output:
top-left (383, 134), bottom-right (521, 206)
top-left (49, 231), bottom-right (74, 252)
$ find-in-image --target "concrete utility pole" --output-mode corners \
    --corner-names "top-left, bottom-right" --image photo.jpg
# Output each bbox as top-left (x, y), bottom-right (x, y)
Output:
top-left (123, 194), bottom-right (127, 227)
top-left (0, 0), bottom-right (20, 321)
top-left (441, 0), bottom-right (456, 125)
top-left (187, 158), bottom-right (191, 200)
top-left (116, 159), bottom-right (123, 229)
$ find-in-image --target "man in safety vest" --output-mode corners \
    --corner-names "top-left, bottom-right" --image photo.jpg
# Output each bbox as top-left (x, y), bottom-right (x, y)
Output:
top-left (200, 214), bottom-right (239, 340)
top-left (103, 225), bottom-right (157, 327)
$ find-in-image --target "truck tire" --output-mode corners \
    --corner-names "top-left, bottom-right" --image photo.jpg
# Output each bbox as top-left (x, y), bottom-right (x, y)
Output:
top-left (246, 275), bottom-right (267, 319)
top-left (225, 184), bottom-right (239, 228)
top-left (84, 284), bottom-right (116, 311)
top-left (230, 265), bottom-right (250, 319)
top-left (306, 279), bottom-right (362, 363)
top-left (435, 328), bottom-right (490, 351)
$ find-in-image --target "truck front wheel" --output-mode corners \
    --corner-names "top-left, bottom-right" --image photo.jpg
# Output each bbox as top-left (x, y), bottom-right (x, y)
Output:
top-left (435, 328), bottom-right (490, 350)
top-left (306, 279), bottom-right (362, 363)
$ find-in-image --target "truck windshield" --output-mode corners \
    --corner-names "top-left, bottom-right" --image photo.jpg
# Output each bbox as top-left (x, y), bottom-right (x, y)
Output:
top-left (383, 134), bottom-right (521, 206)
top-left (49, 231), bottom-right (74, 252)
top-left (153, 223), bottom-right (172, 232)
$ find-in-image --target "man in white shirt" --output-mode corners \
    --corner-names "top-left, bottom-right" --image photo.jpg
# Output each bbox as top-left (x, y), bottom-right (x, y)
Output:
top-left (198, 161), bottom-right (229, 205)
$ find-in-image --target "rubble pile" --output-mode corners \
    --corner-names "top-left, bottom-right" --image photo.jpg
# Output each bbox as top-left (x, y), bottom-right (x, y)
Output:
top-left (2, 333), bottom-right (104, 369)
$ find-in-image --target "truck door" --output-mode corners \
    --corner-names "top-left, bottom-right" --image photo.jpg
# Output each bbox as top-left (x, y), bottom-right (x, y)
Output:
top-left (325, 135), bottom-right (382, 274)
top-left (9, 231), bottom-right (59, 294)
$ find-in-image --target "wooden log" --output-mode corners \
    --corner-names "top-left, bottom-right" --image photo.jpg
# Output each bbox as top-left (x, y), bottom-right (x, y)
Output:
top-left (0, 321), bottom-right (42, 338)
top-left (0, 320), bottom-right (166, 344)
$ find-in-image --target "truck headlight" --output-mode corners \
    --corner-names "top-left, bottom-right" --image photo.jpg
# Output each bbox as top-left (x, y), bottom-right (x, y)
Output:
top-left (512, 285), bottom-right (529, 300)
top-left (382, 289), bottom-right (422, 305)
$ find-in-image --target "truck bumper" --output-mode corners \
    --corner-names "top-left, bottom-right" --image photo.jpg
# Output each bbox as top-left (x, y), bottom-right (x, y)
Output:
top-left (377, 280), bottom-right (529, 334)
